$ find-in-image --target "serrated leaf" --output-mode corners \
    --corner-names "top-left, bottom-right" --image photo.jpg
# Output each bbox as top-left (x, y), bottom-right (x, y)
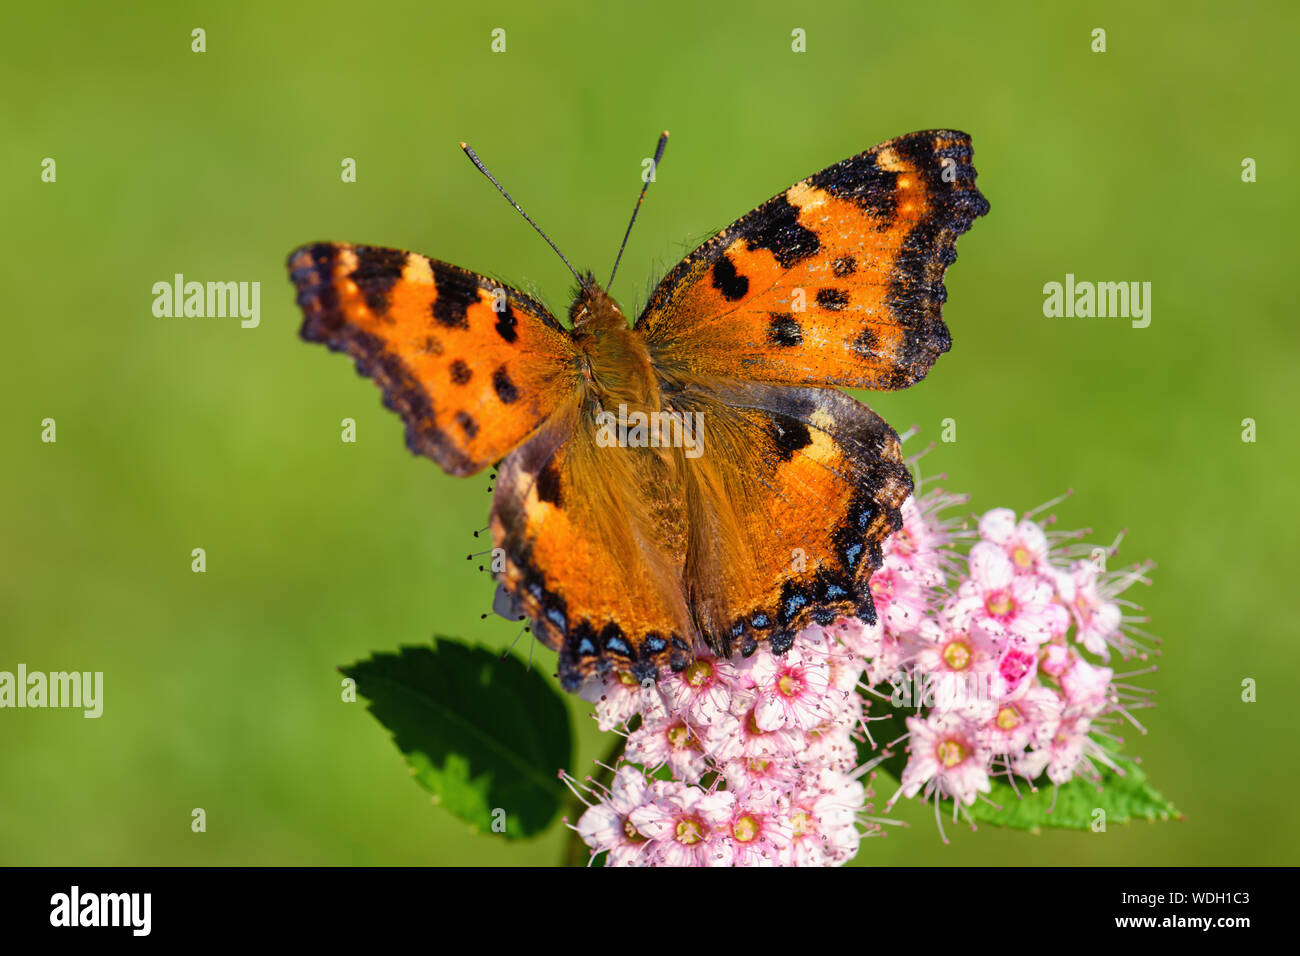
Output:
top-left (342, 639), bottom-right (572, 839)
top-left (968, 753), bottom-right (1180, 831)
top-left (857, 690), bottom-right (1180, 832)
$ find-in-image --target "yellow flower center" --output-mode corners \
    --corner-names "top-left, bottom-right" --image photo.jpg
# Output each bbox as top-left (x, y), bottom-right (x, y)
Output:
top-left (733, 815), bottom-right (759, 843)
top-left (937, 738), bottom-right (967, 767)
top-left (675, 818), bottom-right (706, 845)
top-left (667, 723), bottom-right (695, 750)
top-left (942, 639), bottom-right (972, 670)
top-left (777, 674), bottom-right (799, 697)
top-left (684, 660), bottom-right (713, 687)
top-left (1012, 546), bottom-right (1033, 568)
top-left (985, 590), bottom-right (1015, 617)
top-left (623, 817), bottom-right (646, 842)
top-left (790, 810), bottom-right (815, 837)
top-left (617, 670), bottom-right (639, 687)
top-left (996, 705), bottom-right (1022, 730)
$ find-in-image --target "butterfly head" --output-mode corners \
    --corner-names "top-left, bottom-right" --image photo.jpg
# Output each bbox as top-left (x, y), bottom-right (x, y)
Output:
top-left (569, 274), bottom-right (627, 333)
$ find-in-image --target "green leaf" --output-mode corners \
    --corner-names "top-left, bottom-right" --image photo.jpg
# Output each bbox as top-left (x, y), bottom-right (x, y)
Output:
top-left (342, 639), bottom-right (573, 840)
top-left (857, 689), bottom-right (1180, 832)
top-left (967, 752), bottom-right (1181, 832)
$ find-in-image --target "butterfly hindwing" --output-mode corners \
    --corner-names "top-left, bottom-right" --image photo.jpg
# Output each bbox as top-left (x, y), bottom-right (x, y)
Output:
top-left (636, 129), bottom-right (988, 391)
top-left (289, 242), bottom-right (578, 476)
top-left (673, 379), bottom-right (911, 656)
top-left (489, 394), bottom-right (694, 689)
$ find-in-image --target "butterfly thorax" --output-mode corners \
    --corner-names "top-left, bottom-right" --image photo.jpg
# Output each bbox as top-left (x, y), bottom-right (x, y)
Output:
top-left (568, 281), bottom-right (690, 571)
top-left (569, 283), bottom-right (660, 415)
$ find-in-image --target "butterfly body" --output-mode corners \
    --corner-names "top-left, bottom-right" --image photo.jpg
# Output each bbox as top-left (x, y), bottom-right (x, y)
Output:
top-left (289, 130), bottom-right (989, 690)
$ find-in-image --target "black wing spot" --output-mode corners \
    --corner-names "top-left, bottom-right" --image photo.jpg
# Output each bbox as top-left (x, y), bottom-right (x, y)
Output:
top-left (770, 414), bottom-right (812, 461)
top-left (744, 193), bottom-right (821, 267)
top-left (449, 359), bottom-right (472, 385)
top-left (454, 410), bottom-right (479, 439)
top-left (767, 313), bottom-right (803, 347)
top-left (711, 255), bottom-right (749, 301)
top-left (808, 153), bottom-right (899, 222)
top-left (536, 459), bottom-right (562, 508)
top-left (852, 326), bottom-right (879, 357)
top-left (832, 255), bottom-right (857, 277)
top-left (494, 305), bottom-right (518, 342)
top-left (492, 365), bottom-right (519, 404)
top-left (817, 288), bottom-right (850, 311)
top-left (431, 264), bottom-right (480, 328)
top-left (350, 247), bottom-right (408, 313)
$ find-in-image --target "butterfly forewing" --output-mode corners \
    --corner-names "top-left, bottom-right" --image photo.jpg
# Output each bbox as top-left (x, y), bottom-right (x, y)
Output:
top-left (636, 129), bottom-right (989, 392)
top-left (289, 242), bottom-right (578, 476)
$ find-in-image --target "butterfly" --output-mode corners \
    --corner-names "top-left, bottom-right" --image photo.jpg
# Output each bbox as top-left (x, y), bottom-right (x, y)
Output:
top-left (287, 129), bottom-right (988, 692)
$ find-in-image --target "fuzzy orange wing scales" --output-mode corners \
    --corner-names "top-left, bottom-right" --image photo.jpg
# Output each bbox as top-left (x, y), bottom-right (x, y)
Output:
top-left (676, 381), bottom-right (911, 657)
top-left (637, 130), bottom-right (989, 391)
top-left (288, 242), bottom-right (578, 476)
top-left (489, 399), bottom-right (695, 689)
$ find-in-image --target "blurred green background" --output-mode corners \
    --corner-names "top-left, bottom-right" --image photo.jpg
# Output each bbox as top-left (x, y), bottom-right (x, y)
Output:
top-left (2, 0), bottom-right (1297, 866)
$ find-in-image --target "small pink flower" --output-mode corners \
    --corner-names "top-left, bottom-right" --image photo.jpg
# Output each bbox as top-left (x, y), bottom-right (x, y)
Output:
top-left (578, 670), bottom-right (657, 732)
top-left (1059, 655), bottom-right (1114, 717)
top-left (659, 653), bottom-right (743, 726)
top-left (979, 507), bottom-right (1052, 576)
top-left (870, 556), bottom-right (932, 637)
top-left (746, 638), bottom-right (836, 732)
top-left (915, 621), bottom-right (1000, 718)
top-left (722, 753), bottom-right (802, 796)
top-left (884, 496), bottom-right (947, 587)
top-left (1040, 714), bottom-right (1093, 785)
top-left (822, 629), bottom-right (869, 695)
top-left (993, 639), bottom-right (1039, 699)
top-left (575, 765), bottom-right (654, 866)
top-left (629, 782), bottom-right (735, 866)
top-left (1054, 561), bottom-right (1123, 659)
top-left (1039, 643), bottom-right (1072, 677)
top-left (899, 713), bottom-right (991, 806)
top-left (784, 770), bottom-right (866, 866)
top-left (625, 716), bottom-right (709, 783)
top-left (716, 793), bottom-right (793, 867)
top-left (865, 630), bottom-right (913, 687)
top-left (948, 543), bottom-right (1069, 646)
top-left (800, 721), bottom-right (860, 774)
top-left (978, 686), bottom-right (1063, 755)
top-left (733, 699), bottom-right (802, 762)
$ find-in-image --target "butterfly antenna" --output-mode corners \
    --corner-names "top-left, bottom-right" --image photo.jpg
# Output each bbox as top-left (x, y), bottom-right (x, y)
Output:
top-left (607, 131), bottom-right (669, 289)
top-left (459, 142), bottom-right (585, 287)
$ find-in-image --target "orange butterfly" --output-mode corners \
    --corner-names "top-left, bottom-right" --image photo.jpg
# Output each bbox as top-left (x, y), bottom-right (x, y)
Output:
top-left (287, 130), bottom-right (988, 691)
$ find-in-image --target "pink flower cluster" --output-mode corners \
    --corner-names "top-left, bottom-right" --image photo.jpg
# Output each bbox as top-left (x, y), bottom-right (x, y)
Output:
top-left (876, 494), bottom-right (1156, 822)
top-left (568, 480), bottom-right (1156, 865)
top-left (569, 625), bottom-right (876, 866)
